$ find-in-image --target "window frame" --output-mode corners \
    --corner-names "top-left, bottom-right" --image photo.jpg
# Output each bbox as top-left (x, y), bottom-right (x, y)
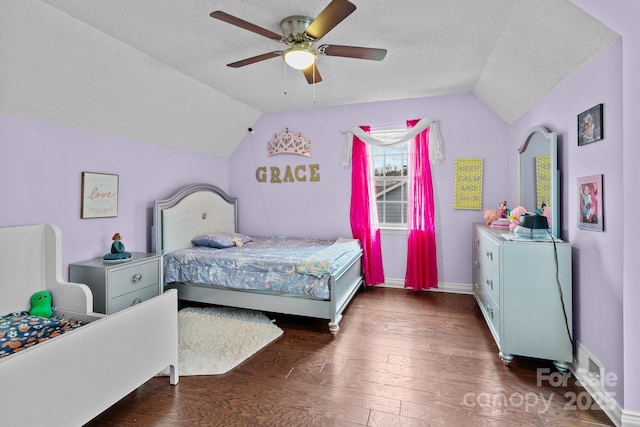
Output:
top-left (369, 130), bottom-right (410, 230)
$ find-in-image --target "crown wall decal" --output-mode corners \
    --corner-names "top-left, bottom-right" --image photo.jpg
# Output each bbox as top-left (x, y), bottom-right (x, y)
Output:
top-left (267, 128), bottom-right (312, 157)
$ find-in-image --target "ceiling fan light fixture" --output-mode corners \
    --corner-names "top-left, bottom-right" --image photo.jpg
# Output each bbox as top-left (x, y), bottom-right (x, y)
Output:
top-left (283, 47), bottom-right (316, 70)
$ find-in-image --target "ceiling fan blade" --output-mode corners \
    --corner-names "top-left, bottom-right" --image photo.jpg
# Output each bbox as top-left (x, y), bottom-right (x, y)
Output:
top-left (305, 0), bottom-right (356, 40)
top-left (210, 11), bottom-right (283, 41)
top-left (302, 64), bottom-right (322, 84)
top-left (227, 51), bottom-right (283, 68)
top-left (319, 44), bottom-right (387, 61)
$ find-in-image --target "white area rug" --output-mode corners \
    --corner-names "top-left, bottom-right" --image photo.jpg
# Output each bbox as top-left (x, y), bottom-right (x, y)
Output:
top-left (177, 306), bottom-right (283, 376)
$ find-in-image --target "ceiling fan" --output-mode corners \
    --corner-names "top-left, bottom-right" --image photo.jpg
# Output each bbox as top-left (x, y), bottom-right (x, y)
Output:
top-left (210, 0), bottom-right (387, 84)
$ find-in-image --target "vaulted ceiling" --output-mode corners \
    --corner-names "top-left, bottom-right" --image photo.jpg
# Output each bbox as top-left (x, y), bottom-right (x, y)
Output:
top-left (5, 1), bottom-right (618, 155)
top-left (40, 0), bottom-right (617, 122)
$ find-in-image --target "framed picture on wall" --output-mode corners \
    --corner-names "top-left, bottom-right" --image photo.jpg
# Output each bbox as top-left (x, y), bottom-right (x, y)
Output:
top-left (81, 172), bottom-right (119, 218)
top-left (577, 104), bottom-right (604, 146)
top-left (577, 174), bottom-right (603, 231)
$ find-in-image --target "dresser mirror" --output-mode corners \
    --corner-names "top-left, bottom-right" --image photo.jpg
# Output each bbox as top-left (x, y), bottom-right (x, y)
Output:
top-left (518, 126), bottom-right (559, 238)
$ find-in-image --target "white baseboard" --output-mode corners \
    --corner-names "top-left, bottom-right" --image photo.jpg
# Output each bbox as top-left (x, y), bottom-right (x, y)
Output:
top-left (622, 410), bottom-right (640, 427)
top-left (380, 279), bottom-right (473, 295)
top-left (572, 341), bottom-right (622, 426)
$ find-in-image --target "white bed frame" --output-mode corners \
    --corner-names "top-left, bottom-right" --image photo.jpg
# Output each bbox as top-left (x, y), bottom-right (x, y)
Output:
top-left (0, 224), bottom-right (179, 426)
top-left (152, 183), bottom-right (363, 334)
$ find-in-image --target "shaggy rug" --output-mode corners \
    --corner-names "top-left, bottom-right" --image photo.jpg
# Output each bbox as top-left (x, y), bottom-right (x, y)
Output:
top-left (176, 306), bottom-right (283, 376)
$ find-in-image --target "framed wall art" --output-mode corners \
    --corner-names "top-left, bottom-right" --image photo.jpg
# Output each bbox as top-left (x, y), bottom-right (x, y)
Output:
top-left (577, 174), bottom-right (603, 231)
top-left (578, 103), bottom-right (603, 146)
top-left (453, 158), bottom-right (483, 210)
top-left (81, 172), bottom-right (119, 218)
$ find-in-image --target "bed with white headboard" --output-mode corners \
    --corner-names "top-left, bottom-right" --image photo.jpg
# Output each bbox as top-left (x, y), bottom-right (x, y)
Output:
top-left (0, 224), bottom-right (178, 426)
top-left (152, 183), bottom-right (363, 334)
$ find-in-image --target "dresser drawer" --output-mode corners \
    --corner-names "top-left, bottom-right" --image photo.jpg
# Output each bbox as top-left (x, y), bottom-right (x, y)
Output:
top-left (108, 259), bottom-right (160, 298)
top-left (473, 249), bottom-right (500, 304)
top-left (475, 230), bottom-right (500, 269)
top-left (478, 261), bottom-right (500, 303)
top-left (109, 285), bottom-right (159, 313)
top-left (478, 290), bottom-right (500, 345)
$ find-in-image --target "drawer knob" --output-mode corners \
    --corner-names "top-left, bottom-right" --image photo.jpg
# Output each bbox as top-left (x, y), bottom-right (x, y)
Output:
top-left (487, 306), bottom-right (494, 318)
top-left (132, 298), bottom-right (142, 306)
top-left (131, 273), bottom-right (142, 283)
top-left (485, 250), bottom-right (493, 261)
top-left (486, 279), bottom-right (493, 289)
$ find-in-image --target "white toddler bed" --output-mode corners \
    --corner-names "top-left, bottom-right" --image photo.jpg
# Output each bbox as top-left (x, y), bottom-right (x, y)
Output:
top-left (0, 224), bottom-right (179, 426)
top-left (152, 183), bottom-right (364, 334)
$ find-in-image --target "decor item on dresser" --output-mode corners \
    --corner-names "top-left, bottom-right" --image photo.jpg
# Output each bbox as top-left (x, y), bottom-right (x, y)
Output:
top-left (508, 206), bottom-right (528, 232)
top-left (578, 103), bottom-right (603, 146)
top-left (472, 224), bottom-right (573, 371)
top-left (485, 201), bottom-right (512, 228)
top-left (81, 171), bottom-right (119, 218)
top-left (0, 224), bottom-right (178, 426)
top-left (483, 208), bottom-right (500, 226)
top-left (151, 183), bottom-right (364, 335)
top-left (577, 174), bottom-right (604, 231)
top-left (70, 252), bottom-right (163, 314)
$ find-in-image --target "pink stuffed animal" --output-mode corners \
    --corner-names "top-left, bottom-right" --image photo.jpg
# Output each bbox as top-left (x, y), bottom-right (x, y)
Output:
top-left (509, 206), bottom-right (527, 232)
top-left (483, 208), bottom-right (500, 226)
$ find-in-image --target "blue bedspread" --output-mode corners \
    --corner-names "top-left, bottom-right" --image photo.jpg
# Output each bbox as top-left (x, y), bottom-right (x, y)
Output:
top-left (163, 236), bottom-right (361, 300)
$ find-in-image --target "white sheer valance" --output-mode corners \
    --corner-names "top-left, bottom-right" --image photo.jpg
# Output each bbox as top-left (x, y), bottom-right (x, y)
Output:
top-left (343, 118), bottom-right (443, 166)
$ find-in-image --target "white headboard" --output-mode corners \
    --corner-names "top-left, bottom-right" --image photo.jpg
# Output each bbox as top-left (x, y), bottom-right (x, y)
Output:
top-left (152, 184), bottom-right (238, 254)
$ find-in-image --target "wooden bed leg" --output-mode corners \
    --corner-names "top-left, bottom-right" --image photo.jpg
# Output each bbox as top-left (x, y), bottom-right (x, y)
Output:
top-left (328, 322), bottom-right (340, 335)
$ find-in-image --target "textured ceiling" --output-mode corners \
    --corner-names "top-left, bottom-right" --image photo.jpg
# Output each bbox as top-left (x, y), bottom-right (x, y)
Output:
top-left (38, 0), bottom-right (618, 124)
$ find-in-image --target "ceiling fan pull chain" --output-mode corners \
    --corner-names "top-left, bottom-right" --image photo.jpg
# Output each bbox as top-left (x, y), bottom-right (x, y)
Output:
top-left (283, 62), bottom-right (288, 95)
top-left (312, 65), bottom-right (316, 103)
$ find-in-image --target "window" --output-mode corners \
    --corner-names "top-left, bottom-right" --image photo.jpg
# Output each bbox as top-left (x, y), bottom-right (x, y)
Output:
top-left (370, 130), bottom-right (409, 227)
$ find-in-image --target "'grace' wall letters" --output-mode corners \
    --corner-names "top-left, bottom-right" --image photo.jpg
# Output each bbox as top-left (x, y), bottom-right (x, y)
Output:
top-left (255, 164), bottom-right (320, 183)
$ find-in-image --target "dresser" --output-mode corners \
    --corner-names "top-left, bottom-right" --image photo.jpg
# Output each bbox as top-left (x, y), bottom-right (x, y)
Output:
top-left (472, 224), bottom-right (573, 371)
top-left (70, 252), bottom-right (163, 315)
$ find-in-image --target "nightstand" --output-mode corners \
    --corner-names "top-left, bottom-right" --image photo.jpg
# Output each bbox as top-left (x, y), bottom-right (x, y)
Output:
top-left (69, 252), bottom-right (163, 314)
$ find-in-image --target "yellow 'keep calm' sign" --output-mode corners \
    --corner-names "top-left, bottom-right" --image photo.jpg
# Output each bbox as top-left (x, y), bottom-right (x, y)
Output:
top-left (453, 158), bottom-right (483, 210)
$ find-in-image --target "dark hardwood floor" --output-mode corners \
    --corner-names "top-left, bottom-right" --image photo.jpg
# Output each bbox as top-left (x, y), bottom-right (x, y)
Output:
top-left (85, 287), bottom-right (614, 426)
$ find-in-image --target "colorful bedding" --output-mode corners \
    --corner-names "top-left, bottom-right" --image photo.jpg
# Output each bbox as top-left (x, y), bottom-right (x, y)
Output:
top-left (163, 236), bottom-right (362, 300)
top-left (0, 311), bottom-right (87, 358)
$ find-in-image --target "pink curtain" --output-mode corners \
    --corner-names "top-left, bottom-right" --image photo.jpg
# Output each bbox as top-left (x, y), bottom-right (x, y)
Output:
top-left (350, 126), bottom-right (385, 286)
top-left (404, 119), bottom-right (438, 290)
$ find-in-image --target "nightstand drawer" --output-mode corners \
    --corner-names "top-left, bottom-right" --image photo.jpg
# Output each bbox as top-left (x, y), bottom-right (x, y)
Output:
top-left (109, 285), bottom-right (159, 313)
top-left (109, 260), bottom-right (160, 298)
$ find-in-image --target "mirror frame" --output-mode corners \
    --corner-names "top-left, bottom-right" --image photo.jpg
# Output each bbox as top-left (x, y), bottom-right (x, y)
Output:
top-left (518, 126), bottom-right (559, 238)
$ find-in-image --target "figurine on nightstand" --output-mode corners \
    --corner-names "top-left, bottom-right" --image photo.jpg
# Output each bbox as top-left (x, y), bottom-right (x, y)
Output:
top-left (103, 233), bottom-right (132, 261)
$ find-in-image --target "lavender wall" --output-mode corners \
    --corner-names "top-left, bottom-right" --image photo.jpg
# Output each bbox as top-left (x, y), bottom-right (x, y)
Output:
top-left (0, 113), bottom-right (229, 278)
top-left (508, 0), bottom-right (640, 414)
top-left (229, 94), bottom-right (509, 286)
top-left (571, 0), bottom-right (640, 415)
top-left (509, 40), bottom-right (624, 402)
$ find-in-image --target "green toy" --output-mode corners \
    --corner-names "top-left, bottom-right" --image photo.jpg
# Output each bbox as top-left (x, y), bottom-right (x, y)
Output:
top-left (29, 290), bottom-right (54, 318)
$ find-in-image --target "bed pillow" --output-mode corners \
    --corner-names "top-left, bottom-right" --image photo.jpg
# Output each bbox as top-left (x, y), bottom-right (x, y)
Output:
top-left (192, 232), bottom-right (253, 248)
